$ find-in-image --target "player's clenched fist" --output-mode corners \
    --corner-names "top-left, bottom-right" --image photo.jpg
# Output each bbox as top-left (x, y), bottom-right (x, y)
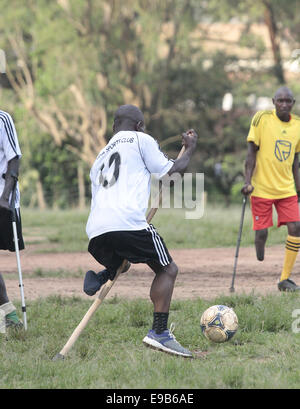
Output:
top-left (182, 129), bottom-right (197, 150)
top-left (241, 183), bottom-right (254, 196)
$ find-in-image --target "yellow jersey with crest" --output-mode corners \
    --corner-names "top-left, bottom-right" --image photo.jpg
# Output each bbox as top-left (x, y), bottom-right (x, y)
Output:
top-left (247, 109), bottom-right (300, 199)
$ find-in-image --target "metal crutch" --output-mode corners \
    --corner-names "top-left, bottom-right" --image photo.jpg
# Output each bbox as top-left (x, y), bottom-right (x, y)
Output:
top-left (229, 195), bottom-right (248, 293)
top-left (10, 176), bottom-right (27, 330)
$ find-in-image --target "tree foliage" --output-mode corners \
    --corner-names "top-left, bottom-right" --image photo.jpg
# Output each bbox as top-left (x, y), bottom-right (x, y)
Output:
top-left (0, 0), bottom-right (299, 207)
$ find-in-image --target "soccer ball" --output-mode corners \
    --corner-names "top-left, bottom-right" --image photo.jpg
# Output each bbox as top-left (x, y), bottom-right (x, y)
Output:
top-left (200, 305), bottom-right (238, 343)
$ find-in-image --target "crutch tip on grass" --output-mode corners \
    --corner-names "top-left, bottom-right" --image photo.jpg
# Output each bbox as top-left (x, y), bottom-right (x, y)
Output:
top-left (52, 353), bottom-right (65, 361)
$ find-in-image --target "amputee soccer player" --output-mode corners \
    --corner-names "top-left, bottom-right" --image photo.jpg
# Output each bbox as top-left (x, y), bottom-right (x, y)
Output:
top-left (0, 109), bottom-right (24, 328)
top-left (83, 104), bottom-right (197, 357)
top-left (241, 87), bottom-right (300, 292)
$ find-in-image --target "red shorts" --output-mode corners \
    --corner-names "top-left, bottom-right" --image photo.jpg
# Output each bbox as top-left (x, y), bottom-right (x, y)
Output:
top-left (250, 195), bottom-right (300, 230)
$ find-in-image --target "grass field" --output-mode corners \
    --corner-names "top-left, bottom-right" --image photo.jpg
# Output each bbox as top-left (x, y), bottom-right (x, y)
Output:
top-left (21, 204), bottom-right (288, 252)
top-left (1, 293), bottom-right (300, 389)
top-left (2, 205), bottom-right (300, 390)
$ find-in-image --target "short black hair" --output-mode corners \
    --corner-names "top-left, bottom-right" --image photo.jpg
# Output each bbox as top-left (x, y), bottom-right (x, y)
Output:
top-left (114, 104), bottom-right (144, 124)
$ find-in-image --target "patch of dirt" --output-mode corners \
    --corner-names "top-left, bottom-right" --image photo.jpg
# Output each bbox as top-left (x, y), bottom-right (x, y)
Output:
top-left (2, 244), bottom-right (300, 302)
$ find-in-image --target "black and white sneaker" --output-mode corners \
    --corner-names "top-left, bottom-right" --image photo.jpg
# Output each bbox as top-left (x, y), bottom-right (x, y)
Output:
top-left (278, 278), bottom-right (300, 292)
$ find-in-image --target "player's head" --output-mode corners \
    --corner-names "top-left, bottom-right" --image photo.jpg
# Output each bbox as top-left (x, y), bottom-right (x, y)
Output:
top-left (113, 104), bottom-right (145, 133)
top-left (272, 86), bottom-right (295, 120)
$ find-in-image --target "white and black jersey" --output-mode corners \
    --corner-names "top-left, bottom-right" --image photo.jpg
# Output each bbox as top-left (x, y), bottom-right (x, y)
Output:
top-left (0, 110), bottom-right (22, 208)
top-left (86, 131), bottom-right (174, 240)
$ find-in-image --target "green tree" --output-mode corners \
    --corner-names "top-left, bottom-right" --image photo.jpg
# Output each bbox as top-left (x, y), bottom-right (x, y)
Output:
top-left (2, 0), bottom-right (298, 206)
top-left (202, 0), bottom-right (300, 84)
top-left (0, 0), bottom-right (202, 164)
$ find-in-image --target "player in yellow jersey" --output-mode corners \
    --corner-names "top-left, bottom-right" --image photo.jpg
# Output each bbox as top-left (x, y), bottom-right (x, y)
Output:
top-left (241, 86), bottom-right (300, 292)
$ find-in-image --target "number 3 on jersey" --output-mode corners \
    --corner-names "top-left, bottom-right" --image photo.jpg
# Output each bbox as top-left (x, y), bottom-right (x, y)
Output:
top-left (98, 152), bottom-right (121, 188)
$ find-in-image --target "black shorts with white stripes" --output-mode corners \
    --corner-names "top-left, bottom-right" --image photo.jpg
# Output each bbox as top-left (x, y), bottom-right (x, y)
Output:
top-left (0, 207), bottom-right (25, 251)
top-left (88, 224), bottom-right (172, 274)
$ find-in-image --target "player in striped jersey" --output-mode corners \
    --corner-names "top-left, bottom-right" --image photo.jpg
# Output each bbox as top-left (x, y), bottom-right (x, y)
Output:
top-left (241, 87), bottom-right (300, 292)
top-left (0, 110), bottom-right (24, 329)
top-left (83, 104), bottom-right (197, 357)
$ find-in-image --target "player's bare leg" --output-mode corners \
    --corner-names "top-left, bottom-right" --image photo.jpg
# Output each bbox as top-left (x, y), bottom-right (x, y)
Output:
top-left (148, 261), bottom-right (178, 313)
top-left (143, 261), bottom-right (193, 358)
top-left (255, 228), bottom-right (268, 261)
top-left (287, 221), bottom-right (300, 238)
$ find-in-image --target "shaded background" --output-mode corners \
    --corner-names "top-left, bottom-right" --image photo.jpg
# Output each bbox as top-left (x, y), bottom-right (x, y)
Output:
top-left (0, 0), bottom-right (299, 208)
